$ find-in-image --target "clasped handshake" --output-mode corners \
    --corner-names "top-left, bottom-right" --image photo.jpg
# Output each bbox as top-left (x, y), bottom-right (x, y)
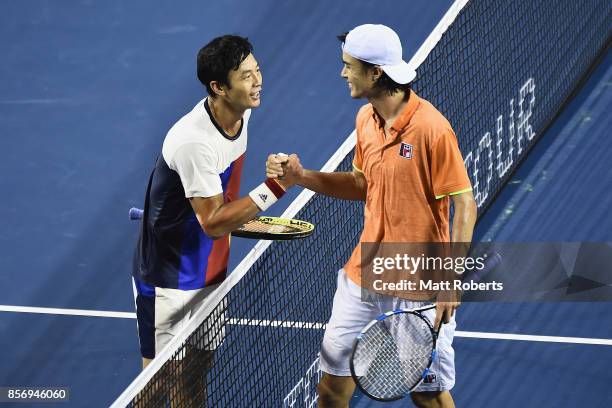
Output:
top-left (265, 153), bottom-right (304, 190)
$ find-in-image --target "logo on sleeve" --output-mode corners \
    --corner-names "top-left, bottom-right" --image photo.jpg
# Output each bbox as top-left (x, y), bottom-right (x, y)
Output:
top-left (399, 142), bottom-right (413, 159)
top-left (259, 194), bottom-right (268, 202)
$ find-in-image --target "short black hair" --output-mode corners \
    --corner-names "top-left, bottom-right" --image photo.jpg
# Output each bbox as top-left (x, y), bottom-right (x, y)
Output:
top-left (337, 32), bottom-right (411, 96)
top-left (197, 35), bottom-right (253, 96)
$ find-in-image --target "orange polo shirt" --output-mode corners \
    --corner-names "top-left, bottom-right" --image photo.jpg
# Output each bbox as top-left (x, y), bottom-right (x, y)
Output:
top-left (344, 90), bottom-right (472, 291)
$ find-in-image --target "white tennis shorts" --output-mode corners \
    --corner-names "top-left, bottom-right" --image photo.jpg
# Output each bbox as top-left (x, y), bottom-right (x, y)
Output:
top-left (319, 269), bottom-right (456, 392)
top-left (154, 283), bottom-right (224, 357)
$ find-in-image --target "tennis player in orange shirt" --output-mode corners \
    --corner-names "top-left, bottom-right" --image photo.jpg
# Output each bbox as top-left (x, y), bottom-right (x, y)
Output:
top-left (267, 24), bottom-right (477, 408)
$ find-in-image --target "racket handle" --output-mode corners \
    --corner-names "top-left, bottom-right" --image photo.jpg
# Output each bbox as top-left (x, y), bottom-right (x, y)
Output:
top-left (129, 207), bottom-right (144, 220)
top-left (468, 251), bottom-right (502, 283)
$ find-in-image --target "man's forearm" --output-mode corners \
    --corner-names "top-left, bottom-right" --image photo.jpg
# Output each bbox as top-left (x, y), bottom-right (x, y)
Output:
top-left (299, 170), bottom-right (366, 201)
top-left (191, 194), bottom-right (261, 240)
top-left (205, 197), bottom-right (261, 238)
top-left (451, 202), bottom-right (477, 243)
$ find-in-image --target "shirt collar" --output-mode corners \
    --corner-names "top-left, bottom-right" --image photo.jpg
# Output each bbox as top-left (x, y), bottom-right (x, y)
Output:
top-left (391, 89), bottom-right (419, 131)
top-left (371, 89), bottom-right (420, 133)
top-left (204, 97), bottom-right (243, 141)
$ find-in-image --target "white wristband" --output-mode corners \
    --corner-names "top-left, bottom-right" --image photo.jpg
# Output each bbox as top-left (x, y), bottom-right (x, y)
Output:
top-left (249, 182), bottom-right (279, 211)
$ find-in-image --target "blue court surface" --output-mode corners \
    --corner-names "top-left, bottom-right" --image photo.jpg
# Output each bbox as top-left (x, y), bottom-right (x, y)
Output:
top-left (1, 1), bottom-right (611, 407)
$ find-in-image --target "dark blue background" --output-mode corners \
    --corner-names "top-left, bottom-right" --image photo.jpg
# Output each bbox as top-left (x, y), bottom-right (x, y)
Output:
top-left (0, 1), bottom-right (610, 406)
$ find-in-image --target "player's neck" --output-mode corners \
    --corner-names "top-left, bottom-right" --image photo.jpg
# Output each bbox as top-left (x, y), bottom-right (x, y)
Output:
top-left (368, 90), bottom-right (408, 124)
top-left (208, 97), bottom-right (244, 135)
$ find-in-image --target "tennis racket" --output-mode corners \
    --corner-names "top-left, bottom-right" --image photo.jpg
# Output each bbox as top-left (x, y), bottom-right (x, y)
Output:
top-left (350, 251), bottom-right (502, 401)
top-left (128, 207), bottom-right (314, 240)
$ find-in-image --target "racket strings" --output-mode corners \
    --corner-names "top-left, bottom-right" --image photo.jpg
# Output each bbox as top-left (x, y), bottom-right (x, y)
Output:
top-left (353, 313), bottom-right (434, 399)
top-left (239, 220), bottom-right (300, 234)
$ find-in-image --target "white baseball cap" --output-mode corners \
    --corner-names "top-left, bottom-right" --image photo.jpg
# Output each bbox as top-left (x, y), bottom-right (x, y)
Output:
top-left (342, 24), bottom-right (416, 84)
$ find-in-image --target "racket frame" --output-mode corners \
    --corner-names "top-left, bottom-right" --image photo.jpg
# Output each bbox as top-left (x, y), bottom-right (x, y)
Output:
top-left (349, 305), bottom-right (438, 402)
top-left (128, 208), bottom-right (314, 240)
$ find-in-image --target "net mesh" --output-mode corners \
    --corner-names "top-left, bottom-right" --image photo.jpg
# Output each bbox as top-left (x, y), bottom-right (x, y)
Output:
top-left (116, 0), bottom-right (611, 406)
top-left (128, 154), bottom-right (363, 408)
top-left (413, 1), bottom-right (610, 209)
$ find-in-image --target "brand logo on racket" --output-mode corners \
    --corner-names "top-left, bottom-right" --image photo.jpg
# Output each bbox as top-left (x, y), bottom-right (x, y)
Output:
top-left (258, 193), bottom-right (268, 202)
top-left (399, 142), bottom-right (413, 159)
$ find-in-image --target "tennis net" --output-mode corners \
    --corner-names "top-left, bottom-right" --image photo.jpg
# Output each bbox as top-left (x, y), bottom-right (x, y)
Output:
top-left (112, 0), bottom-right (611, 406)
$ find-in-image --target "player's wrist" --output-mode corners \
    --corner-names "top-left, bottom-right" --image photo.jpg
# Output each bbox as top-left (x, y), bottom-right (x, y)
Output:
top-left (249, 178), bottom-right (286, 211)
top-left (269, 177), bottom-right (287, 191)
top-left (289, 168), bottom-right (307, 187)
top-left (275, 177), bottom-right (295, 190)
top-left (436, 290), bottom-right (461, 305)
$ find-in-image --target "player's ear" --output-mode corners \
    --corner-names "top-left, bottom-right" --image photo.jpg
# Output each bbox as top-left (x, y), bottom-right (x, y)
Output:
top-left (371, 66), bottom-right (383, 82)
top-left (210, 81), bottom-right (226, 97)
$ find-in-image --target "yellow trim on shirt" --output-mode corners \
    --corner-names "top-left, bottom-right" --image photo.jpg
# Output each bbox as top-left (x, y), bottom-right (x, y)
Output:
top-left (353, 163), bottom-right (363, 173)
top-left (435, 187), bottom-right (472, 199)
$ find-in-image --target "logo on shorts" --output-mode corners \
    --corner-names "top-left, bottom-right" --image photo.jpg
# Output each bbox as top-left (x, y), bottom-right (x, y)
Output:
top-left (423, 372), bottom-right (437, 384)
top-left (399, 142), bottom-right (413, 159)
top-left (259, 193), bottom-right (268, 202)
